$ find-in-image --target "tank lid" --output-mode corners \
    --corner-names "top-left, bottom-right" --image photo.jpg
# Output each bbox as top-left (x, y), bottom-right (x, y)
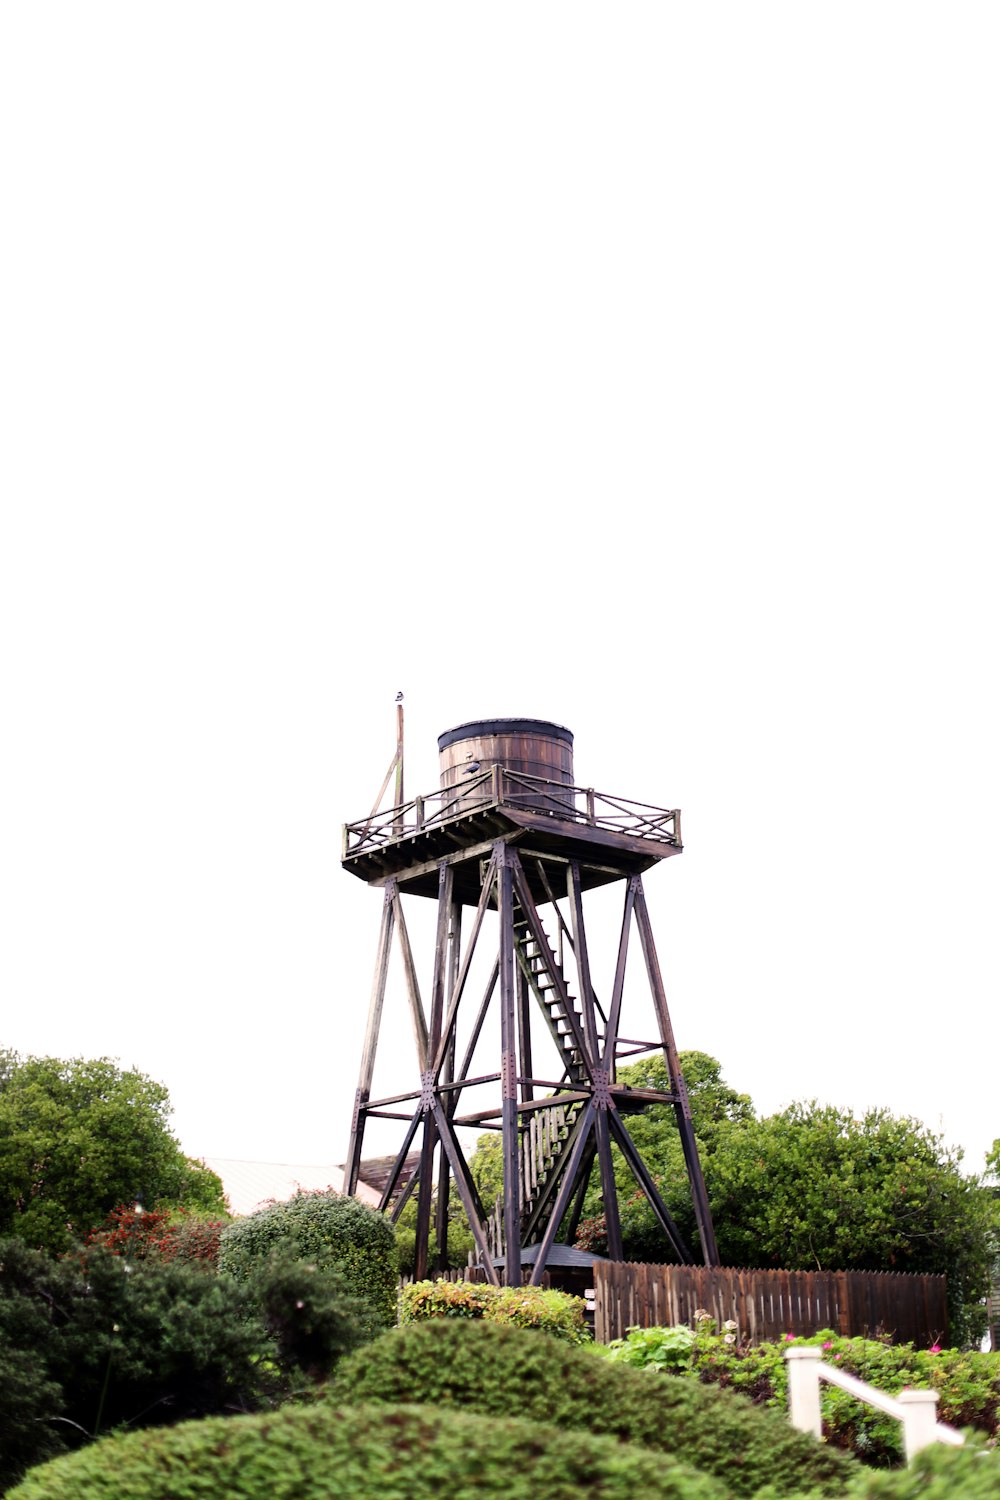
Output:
top-left (438, 718), bottom-right (574, 752)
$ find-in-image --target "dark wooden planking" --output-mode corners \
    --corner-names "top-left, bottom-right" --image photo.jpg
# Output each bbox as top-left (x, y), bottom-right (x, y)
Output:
top-left (591, 1264), bottom-right (948, 1346)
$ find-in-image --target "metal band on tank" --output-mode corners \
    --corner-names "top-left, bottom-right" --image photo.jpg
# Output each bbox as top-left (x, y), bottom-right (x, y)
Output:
top-left (437, 719), bottom-right (574, 752)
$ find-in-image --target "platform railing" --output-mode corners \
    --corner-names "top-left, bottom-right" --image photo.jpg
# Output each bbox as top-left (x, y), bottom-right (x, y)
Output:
top-left (343, 768), bottom-right (681, 859)
top-left (785, 1346), bottom-right (964, 1462)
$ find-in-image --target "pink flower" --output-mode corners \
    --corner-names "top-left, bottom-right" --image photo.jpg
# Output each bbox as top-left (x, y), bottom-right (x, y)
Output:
top-left (822, 1341), bottom-right (833, 1350)
top-left (784, 1333), bottom-right (794, 1342)
top-left (928, 1344), bottom-right (941, 1354)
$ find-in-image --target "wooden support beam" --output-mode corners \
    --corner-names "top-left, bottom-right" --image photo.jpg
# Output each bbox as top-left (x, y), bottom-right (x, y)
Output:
top-left (633, 878), bottom-right (719, 1266)
top-left (414, 861), bottom-right (453, 1279)
top-left (450, 959), bottom-right (499, 1116)
top-left (432, 851), bottom-right (497, 1078)
top-left (600, 877), bottom-right (636, 1077)
top-left (432, 1100), bottom-right (499, 1285)
top-left (497, 844), bottom-right (521, 1283)
top-left (436, 894), bottom-right (462, 1268)
top-left (567, 861), bottom-right (600, 1059)
top-left (344, 887), bottom-right (395, 1195)
top-left (378, 1106), bottom-right (423, 1212)
top-left (564, 1137), bottom-right (598, 1246)
top-left (527, 1101), bottom-right (597, 1285)
top-left (510, 852), bottom-right (593, 1076)
top-left (607, 1106), bottom-right (693, 1263)
top-left (594, 1107), bottom-right (624, 1260)
top-left (413, 1114), bottom-right (436, 1282)
top-left (392, 891), bottom-right (429, 1071)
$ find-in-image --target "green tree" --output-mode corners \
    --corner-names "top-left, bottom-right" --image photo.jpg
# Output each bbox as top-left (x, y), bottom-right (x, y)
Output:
top-left (706, 1103), bottom-right (996, 1342)
top-left (0, 1053), bottom-right (226, 1255)
top-left (218, 1189), bottom-right (398, 1331)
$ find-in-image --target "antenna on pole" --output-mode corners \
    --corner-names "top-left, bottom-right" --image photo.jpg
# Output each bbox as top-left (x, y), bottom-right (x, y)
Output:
top-left (394, 691), bottom-right (405, 810)
top-left (393, 692), bottom-right (405, 835)
top-left (359, 693), bottom-right (406, 838)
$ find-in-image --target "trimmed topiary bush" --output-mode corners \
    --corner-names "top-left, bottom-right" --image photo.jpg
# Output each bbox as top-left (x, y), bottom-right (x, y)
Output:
top-left (218, 1190), bottom-right (397, 1330)
top-left (779, 1439), bottom-right (1000, 1499)
top-left (399, 1278), bottom-right (587, 1342)
top-left (7, 1400), bottom-right (730, 1500)
top-left (328, 1320), bottom-right (856, 1497)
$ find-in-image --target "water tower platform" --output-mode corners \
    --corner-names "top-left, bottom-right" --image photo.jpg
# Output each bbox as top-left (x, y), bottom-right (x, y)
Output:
top-left (341, 766), bottom-right (682, 905)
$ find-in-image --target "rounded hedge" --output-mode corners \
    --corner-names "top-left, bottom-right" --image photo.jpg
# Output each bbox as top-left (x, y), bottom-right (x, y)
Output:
top-left (837, 1441), bottom-right (1000, 1499)
top-left (328, 1320), bottom-right (856, 1498)
top-left (218, 1191), bottom-right (397, 1330)
top-left (400, 1277), bottom-right (587, 1342)
top-left (7, 1400), bottom-right (729, 1500)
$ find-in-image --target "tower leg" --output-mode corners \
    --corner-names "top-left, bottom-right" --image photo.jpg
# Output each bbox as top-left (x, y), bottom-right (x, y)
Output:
top-left (344, 887), bottom-right (395, 1196)
top-left (497, 844), bottom-right (522, 1285)
top-left (435, 898), bottom-right (461, 1270)
top-left (594, 1109), bottom-right (624, 1260)
top-left (633, 879), bottom-right (719, 1266)
top-left (415, 863), bottom-right (453, 1279)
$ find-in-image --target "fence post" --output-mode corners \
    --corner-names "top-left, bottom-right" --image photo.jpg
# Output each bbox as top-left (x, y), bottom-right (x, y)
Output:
top-left (785, 1347), bottom-right (823, 1440)
top-left (898, 1390), bottom-right (940, 1462)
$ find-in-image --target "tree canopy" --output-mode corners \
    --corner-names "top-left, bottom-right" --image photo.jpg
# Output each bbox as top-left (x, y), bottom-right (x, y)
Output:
top-left (0, 1051), bottom-right (226, 1254)
top-left (471, 1051), bottom-right (998, 1344)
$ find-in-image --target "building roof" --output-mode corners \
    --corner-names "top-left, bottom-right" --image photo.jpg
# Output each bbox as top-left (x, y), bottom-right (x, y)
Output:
top-left (202, 1158), bottom-right (381, 1218)
top-left (491, 1242), bottom-right (607, 1269)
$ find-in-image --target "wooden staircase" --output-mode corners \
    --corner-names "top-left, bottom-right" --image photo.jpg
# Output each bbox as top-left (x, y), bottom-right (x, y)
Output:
top-left (486, 902), bottom-right (595, 1258)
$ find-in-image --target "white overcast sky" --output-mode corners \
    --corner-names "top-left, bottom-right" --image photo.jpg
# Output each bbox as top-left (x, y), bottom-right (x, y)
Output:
top-left (2, 5), bottom-right (997, 1184)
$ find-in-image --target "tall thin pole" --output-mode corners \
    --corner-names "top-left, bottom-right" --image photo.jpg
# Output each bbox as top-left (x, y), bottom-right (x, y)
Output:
top-left (395, 696), bottom-right (405, 808)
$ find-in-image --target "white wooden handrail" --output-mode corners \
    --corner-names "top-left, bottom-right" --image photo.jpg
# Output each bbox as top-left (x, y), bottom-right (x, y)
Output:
top-left (785, 1346), bottom-right (964, 1462)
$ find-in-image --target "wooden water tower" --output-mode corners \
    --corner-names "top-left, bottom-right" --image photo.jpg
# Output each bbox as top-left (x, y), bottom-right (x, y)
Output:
top-left (342, 716), bottom-right (718, 1285)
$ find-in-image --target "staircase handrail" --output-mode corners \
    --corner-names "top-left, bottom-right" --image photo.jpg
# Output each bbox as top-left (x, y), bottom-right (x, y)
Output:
top-left (785, 1346), bottom-right (964, 1462)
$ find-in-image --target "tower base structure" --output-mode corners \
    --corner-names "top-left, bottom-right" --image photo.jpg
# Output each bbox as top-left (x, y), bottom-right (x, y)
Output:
top-left (341, 721), bottom-right (718, 1286)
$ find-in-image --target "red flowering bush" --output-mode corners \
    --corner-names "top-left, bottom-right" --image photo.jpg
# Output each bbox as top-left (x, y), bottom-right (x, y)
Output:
top-left (87, 1206), bottom-right (227, 1266)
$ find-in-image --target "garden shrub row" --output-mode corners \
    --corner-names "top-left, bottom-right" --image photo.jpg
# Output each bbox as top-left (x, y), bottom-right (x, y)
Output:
top-left (603, 1321), bottom-right (1000, 1466)
top-left (328, 1319), bottom-right (856, 1497)
top-left (399, 1277), bottom-right (587, 1342)
top-left (7, 1399), bottom-right (730, 1500)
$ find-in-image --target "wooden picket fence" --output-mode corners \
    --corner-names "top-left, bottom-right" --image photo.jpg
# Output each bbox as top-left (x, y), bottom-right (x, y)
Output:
top-left (593, 1263), bottom-right (948, 1349)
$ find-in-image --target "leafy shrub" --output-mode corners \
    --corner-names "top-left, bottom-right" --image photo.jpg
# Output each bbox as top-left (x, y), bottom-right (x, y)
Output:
top-left (0, 1332), bottom-right (66, 1494)
top-left (218, 1190), bottom-right (397, 1330)
top-left (87, 1205), bottom-right (228, 1265)
top-left (247, 1243), bottom-right (374, 1384)
top-left (399, 1278), bottom-right (587, 1342)
top-left (0, 1236), bottom-right (271, 1493)
top-left (606, 1322), bottom-right (698, 1372)
top-left (328, 1319), bottom-right (856, 1497)
top-left (7, 1400), bottom-right (730, 1500)
top-left (0, 1231), bottom-right (379, 1493)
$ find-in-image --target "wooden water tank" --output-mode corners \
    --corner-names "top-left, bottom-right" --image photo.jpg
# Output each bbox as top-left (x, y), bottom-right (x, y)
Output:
top-left (438, 718), bottom-right (575, 814)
